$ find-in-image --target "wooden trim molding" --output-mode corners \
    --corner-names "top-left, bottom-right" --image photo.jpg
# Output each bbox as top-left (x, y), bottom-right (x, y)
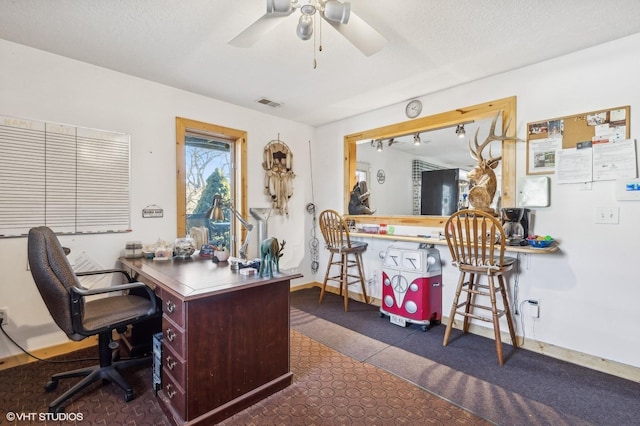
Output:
top-left (343, 96), bottom-right (517, 227)
top-left (175, 117), bottom-right (248, 254)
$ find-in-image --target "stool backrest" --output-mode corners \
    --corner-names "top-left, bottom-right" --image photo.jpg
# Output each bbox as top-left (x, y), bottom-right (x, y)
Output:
top-left (319, 209), bottom-right (352, 250)
top-left (444, 209), bottom-right (507, 271)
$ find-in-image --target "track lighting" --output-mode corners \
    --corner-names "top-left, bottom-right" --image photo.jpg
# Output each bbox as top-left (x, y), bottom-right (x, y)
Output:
top-left (377, 140), bottom-right (383, 152)
top-left (456, 124), bottom-right (466, 138)
top-left (388, 138), bottom-right (396, 147)
top-left (413, 134), bottom-right (421, 146)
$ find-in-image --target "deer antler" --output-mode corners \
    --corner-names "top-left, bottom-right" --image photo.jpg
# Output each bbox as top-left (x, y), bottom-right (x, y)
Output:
top-left (468, 113), bottom-right (514, 165)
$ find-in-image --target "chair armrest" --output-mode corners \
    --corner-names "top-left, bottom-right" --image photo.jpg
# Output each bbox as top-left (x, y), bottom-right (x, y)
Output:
top-left (71, 281), bottom-right (152, 298)
top-left (75, 268), bottom-right (135, 283)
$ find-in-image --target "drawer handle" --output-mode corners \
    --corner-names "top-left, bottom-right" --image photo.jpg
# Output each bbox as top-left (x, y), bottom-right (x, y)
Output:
top-left (165, 300), bottom-right (176, 313)
top-left (166, 355), bottom-right (177, 369)
top-left (166, 328), bottom-right (176, 342)
top-left (166, 383), bottom-right (176, 399)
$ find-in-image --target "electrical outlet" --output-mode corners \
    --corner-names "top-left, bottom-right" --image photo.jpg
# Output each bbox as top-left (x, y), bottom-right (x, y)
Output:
top-left (0, 307), bottom-right (8, 326)
top-left (527, 300), bottom-right (539, 318)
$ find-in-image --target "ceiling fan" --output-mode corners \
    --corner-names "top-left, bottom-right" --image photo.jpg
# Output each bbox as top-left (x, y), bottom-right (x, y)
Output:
top-left (228, 0), bottom-right (387, 57)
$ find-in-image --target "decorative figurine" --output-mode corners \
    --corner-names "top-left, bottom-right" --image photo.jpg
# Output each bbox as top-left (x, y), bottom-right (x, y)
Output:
top-left (258, 238), bottom-right (285, 278)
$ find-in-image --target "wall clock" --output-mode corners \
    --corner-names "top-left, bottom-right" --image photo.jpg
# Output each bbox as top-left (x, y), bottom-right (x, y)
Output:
top-left (405, 99), bottom-right (422, 119)
top-left (377, 169), bottom-right (386, 184)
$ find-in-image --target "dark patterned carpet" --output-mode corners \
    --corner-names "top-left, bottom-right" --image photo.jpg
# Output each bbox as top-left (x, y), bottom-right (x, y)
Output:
top-left (0, 329), bottom-right (488, 425)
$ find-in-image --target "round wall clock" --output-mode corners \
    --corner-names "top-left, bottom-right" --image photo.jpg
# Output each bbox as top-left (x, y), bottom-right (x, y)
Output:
top-left (405, 99), bottom-right (422, 119)
top-left (377, 169), bottom-right (386, 184)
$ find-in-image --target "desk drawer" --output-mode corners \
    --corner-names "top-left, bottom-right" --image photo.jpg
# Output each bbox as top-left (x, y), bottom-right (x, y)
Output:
top-left (155, 287), bottom-right (185, 328)
top-left (162, 317), bottom-right (186, 358)
top-left (162, 341), bottom-right (186, 387)
top-left (162, 367), bottom-right (186, 419)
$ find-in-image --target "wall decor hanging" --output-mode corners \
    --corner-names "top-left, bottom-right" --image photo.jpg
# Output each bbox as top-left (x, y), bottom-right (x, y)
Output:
top-left (263, 137), bottom-right (295, 215)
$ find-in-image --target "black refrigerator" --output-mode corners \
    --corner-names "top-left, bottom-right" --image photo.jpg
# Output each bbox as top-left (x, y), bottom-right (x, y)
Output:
top-left (420, 169), bottom-right (462, 216)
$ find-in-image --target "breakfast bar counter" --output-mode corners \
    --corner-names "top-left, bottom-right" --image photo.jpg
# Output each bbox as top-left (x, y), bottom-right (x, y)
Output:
top-left (349, 232), bottom-right (559, 254)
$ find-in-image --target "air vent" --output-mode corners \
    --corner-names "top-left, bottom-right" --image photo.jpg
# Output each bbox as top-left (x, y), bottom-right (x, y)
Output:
top-left (256, 98), bottom-right (282, 108)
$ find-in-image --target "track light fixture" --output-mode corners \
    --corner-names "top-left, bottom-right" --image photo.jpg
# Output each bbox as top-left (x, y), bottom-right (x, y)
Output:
top-left (377, 140), bottom-right (383, 151)
top-left (456, 124), bottom-right (466, 138)
top-left (413, 134), bottom-right (421, 146)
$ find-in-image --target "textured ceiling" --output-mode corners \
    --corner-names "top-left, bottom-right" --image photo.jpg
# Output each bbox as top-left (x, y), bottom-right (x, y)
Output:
top-left (1, 0), bottom-right (640, 127)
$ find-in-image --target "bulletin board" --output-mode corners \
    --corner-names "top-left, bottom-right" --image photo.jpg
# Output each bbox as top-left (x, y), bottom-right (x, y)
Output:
top-left (526, 106), bottom-right (630, 175)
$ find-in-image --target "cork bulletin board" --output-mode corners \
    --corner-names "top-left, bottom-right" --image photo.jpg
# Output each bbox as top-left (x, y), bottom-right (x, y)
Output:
top-left (526, 106), bottom-right (630, 175)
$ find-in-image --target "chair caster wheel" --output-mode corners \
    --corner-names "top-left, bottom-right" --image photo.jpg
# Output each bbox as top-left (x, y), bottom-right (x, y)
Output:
top-left (124, 390), bottom-right (135, 402)
top-left (44, 380), bottom-right (58, 392)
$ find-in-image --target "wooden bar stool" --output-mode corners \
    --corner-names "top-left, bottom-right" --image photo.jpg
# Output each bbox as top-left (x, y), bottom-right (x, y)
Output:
top-left (318, 209), bottom-right (369, 312)
top-left (442, 209), bottom-right (518, 365)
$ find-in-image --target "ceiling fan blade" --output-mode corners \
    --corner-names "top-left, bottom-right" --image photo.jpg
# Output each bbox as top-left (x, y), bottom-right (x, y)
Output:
top-left (324, 11), bottom-right (387, 56)
top-left (228, 12), bottom-right (291, 48)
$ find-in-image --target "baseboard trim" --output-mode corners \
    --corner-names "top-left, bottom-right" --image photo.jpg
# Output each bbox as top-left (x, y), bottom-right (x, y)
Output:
top-left (0, 335), bottom-right (99, 371)
top-left (292, 282), bottom-right (640, 383)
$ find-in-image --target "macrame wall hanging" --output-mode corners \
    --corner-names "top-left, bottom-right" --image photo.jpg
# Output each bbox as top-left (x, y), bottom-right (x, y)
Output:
top-left (263, 136), bottom-right (295, 215)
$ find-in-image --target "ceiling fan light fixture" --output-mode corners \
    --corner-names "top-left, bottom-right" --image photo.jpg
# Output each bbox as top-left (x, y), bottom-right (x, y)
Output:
top-left (300, 2), bottom-right (317, 15)
top-left (323, 0), bottom-right (350, 24)
top-left (296, 14), bottom-right (314, 40)
top-left (267, 0), bottom-right (292, 14)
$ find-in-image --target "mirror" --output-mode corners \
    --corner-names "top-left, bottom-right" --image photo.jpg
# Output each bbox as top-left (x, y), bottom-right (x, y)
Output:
top-left (344, 96), bottom-right (517, 228)
top-left (356, 117), bottom-right (503, 215)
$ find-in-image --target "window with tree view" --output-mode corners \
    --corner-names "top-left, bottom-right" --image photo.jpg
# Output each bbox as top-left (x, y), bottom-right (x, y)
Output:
top-left (185, 133), bottom-right (233, 251)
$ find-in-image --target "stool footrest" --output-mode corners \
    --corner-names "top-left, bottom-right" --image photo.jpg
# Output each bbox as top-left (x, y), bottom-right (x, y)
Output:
top-left (455, 311), bottom-right (493, 323)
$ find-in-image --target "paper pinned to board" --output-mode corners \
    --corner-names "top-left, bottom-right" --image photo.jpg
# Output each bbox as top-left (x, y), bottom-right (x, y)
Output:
top-left (556, 147), bottom-right (593, 184)
top-left (593, 139), bottom-right (637, 181)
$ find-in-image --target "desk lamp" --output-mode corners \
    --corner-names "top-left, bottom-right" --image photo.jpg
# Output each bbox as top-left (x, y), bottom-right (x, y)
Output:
top-left (206, 194), bottom-right (254, 260)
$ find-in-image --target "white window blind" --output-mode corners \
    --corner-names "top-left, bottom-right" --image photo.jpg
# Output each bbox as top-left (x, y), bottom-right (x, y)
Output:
top-left (0, 115), bottom-right (131, 237)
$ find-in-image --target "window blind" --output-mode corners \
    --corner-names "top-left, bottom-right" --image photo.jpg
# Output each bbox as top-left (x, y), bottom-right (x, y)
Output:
top-left (0, 115), bottom-right (131, 237)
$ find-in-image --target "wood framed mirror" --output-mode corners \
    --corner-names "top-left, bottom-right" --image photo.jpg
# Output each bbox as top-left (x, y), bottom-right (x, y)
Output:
top-left (343, 96), bottom-right (517, 228)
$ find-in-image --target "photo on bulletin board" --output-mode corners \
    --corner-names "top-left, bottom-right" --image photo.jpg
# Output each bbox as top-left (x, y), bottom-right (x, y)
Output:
top-left (526, 106), bottom-right (630, 175)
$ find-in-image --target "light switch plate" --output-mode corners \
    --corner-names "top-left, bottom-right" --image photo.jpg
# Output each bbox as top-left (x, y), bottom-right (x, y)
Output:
top-left (594, 206), bottom-right (619, 224)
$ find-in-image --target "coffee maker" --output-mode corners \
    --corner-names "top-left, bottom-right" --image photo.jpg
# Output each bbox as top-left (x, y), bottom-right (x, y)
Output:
top-left (501, 208), bottom-right (530, 246)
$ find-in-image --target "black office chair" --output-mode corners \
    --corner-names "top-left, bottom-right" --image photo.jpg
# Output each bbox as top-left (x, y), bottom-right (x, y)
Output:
top-left (27, 226), bottom-right (160, 413)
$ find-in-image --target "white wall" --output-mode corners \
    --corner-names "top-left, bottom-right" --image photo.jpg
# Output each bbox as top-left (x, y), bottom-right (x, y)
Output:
top-left (313, 33), bottom-right (640, 371)
top-left (0, 39), bottom-right (314, 357)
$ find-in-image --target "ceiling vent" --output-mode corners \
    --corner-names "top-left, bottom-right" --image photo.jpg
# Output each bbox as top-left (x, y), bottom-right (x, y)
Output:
top-left (256, 98), bottom-right (282, 108)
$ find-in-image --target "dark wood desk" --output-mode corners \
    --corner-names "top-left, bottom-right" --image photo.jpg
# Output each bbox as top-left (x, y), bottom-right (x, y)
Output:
top-left (119, 256), bottom-right (302, 426)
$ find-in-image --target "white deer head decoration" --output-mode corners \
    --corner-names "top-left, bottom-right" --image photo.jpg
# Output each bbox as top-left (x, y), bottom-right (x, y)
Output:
top-left (467, 113), bottom-right (516, 215)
